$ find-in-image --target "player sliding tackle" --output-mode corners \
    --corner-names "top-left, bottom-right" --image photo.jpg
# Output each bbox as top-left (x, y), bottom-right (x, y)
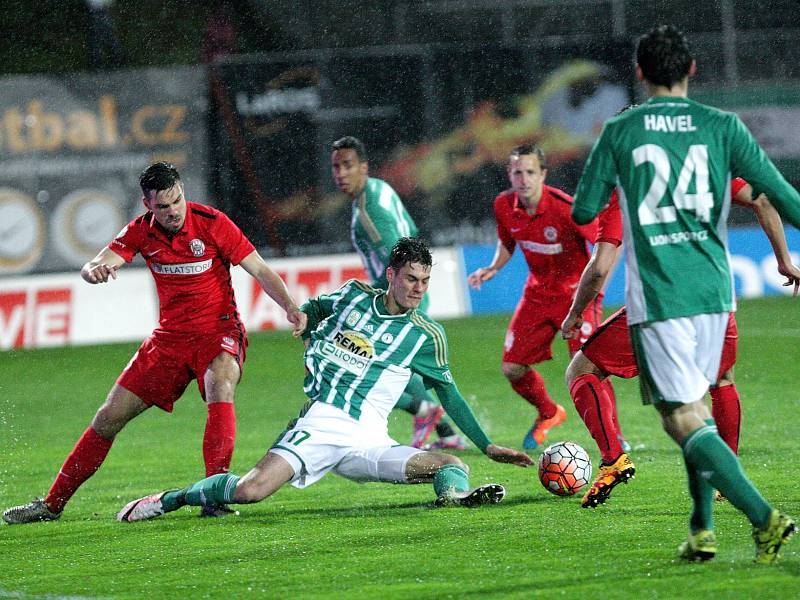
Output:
top-left (118, 238), bottom-right (532, 522)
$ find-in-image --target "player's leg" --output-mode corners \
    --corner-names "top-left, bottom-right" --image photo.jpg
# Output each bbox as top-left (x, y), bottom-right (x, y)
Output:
top-left (197, 331), bottom-right (246, 477)
top-left (502, 298), bottom-right (564, 449)
top-left (408, 452), bottom-right (505, 507)
top-left (3, 384), bottom-right (148, 524)
top-left (565, 352), bottom-right (624, 465)
top-left (118, 411), bottom-right (336, 523)
top-left (710, 315), bottom-right (741, 454)
top-left (504, 294), bottom-right (569, 449)
top-left (117, 451), bottom-right (296, 522)
top-left (194, 332), bottom-right (246, 516)
top-left (565, 352), bottom-right (635, 508)
top-left (634, 315), bottom-right (795, 562)
top-left (567, 299), bottom-right (630, 451)
top-left (334, 446), bottom-right (504, 507)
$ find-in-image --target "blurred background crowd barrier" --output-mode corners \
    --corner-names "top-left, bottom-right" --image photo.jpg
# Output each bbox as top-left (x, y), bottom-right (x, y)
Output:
top-left (2, 0), bottom-right (799, 276)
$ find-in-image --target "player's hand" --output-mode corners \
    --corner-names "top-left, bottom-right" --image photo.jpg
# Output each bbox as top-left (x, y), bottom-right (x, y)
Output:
top-left (287, 308), bottom-right (308, 337)
top-left (560, 311), bottom-right (583, 339)
top-left (485, 444), bottom-right (533, 468)
top-left (466, 267), bottom-right (497, 291)
top-left (777, 261), bottom-right (800, 297)
top-left (85, 263), bottom-right (119, 284)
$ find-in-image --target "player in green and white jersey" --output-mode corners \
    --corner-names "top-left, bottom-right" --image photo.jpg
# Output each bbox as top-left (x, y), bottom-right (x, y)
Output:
top-left (572, 25), bottom-right (800, 563)
top-left (117, 238), bottom-right (533, 522)
top-left (331, 136), bottom-right (466, 451)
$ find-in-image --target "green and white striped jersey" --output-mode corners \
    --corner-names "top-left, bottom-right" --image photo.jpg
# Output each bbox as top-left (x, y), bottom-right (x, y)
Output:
top-left (351, 177), bottom-right (418, 290)
top-left (301, 280), bottom-right (452, 426)
top-left (573, 96), bottom-right (800, 324)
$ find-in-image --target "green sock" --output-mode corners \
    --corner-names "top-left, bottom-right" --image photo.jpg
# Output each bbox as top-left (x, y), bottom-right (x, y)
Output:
top-left (685, 460), bottom-right (714, 532)
top-left (682, 423), bottom-right (772, 529)
top-left (436, 419), bottom-right (457, 438)
top-left (433, 464), bottom-right (469, 498)
top-left (161, 473), bottom-right (241, 513)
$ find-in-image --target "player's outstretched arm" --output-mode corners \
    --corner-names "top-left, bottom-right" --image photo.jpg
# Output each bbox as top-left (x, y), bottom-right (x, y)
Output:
top-left (239, 250), bottom-right (307, 336)
top-left (81, 247), bottom-right (125, 284)
top-left (434, 381), bottom-right (532, 468)
top-left (561, 241), bottom-right (618, 339)
top-left (750, 193), bottom-right (800, 296)
top-left (485, 444), bottom-right (534, 467)
top-left (466, 240), bottom-right (512, 290)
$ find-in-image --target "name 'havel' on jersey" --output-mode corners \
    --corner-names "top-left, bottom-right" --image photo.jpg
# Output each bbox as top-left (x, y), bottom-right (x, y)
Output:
top-left (644, 114), bottom-right (697, 133)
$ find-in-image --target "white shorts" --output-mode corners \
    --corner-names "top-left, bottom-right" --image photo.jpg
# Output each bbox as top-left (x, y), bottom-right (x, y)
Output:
top-left (630, 312), bottom-right (727, 404)
top-left (269, 402), bottom-right (424, 489)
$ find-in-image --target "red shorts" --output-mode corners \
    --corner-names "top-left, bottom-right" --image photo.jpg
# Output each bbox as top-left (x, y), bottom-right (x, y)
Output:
top-left (117, 324), bottom-right (247, 412)
top-left (582, 308), bottom-right (738, 381)
top-left (503, 288), bottom-right (604, 365)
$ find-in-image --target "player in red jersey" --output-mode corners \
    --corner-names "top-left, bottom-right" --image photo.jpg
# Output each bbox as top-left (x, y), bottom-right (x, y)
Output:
top-left (561, 178), bottom-right (800, 508)
top-left (3, 162), bottom-right (307, 524)
top-left (467, 143), bottom-right (616, 450)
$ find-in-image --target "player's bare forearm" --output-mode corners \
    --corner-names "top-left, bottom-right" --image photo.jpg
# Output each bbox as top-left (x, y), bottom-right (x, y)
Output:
top-left (562, 242), bottom-right (616, 338)
top-left (80, 247), bottom-right (125, 284)
top-left (751, 194), bottom-right (800, 295)
top-left (467, 241), bottom-right (511, 290)
top-left (485, 444), bottom-right (533, 468)
top-left (241, 251), bottom-right (306, 335)
top-left (754, 194), bottom-right (794, 266)
top-left (81, 262), bottom-right (119, 284)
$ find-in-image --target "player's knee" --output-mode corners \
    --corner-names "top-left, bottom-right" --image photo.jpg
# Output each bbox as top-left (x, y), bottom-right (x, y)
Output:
top-left (435, 456), bottom-right (469, 475)
top-left (564, 351), bottom-right (599, 387)
top-left (716, 368), bottom-right (734, 387)
top-left (91, 404), bottom-right (129, 439)
top-left (502, 362), bottom-right (527, 381)
top-left (232, 478), bottom-right (268, 504)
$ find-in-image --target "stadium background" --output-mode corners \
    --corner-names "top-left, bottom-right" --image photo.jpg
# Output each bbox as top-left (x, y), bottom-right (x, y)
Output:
top-left (1, 0), bottom-right (798, 349)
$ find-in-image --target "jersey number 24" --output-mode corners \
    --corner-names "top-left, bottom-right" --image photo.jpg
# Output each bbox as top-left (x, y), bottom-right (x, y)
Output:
top-left (633, 144), bottom-right (714, 225)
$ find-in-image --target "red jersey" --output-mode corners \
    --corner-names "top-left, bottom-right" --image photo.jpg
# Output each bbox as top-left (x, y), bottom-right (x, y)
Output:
top-left (109, 201), bottom-right (255, 333)
top-left (595, 178), bottom-right (752, 246)
top-left (495, 185), bottom-right (597, 299)
top-left (596, 191), bottom-right (624, 246)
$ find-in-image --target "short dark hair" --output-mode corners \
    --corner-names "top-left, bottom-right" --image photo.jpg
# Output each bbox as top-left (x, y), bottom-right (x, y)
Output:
top-left (140, 162), bottom-right (181, 195)
top-left (616, 103), bottom-right (638, 116)
top-left (331, 136), bottom-right (368, 162)
top-left (388, 237), bottom-right (432, 272)
top-left (509, 143), bottom-right (547, 169)
top-left (636, 25), bottom-right (693, 88)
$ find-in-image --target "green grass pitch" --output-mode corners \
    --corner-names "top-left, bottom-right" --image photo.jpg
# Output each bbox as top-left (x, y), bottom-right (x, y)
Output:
top-left (1, 297), bottom-right (798, 599)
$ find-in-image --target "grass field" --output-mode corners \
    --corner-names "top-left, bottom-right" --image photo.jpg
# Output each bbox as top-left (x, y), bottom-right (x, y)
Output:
top-left (1, 297), bottom-right (798, 599)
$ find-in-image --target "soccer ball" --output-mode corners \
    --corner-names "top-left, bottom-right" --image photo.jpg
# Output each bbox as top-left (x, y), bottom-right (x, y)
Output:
top-left (538, 441), bottom-right (592, 496)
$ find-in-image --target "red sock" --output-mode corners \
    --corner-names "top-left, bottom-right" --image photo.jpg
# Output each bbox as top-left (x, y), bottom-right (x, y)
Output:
top-left (603, 379), bottom-right (624, 438)
top-left (570, 374), bottom-right (623, 464)
top-left (710, 384), bottom-right (740, 454)
top-left (45, 426), bottom-right (113, 513)
top-left (204, 402), bottom-right (236, 476)
top-left (510, 369), bottom-right (557, 419)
